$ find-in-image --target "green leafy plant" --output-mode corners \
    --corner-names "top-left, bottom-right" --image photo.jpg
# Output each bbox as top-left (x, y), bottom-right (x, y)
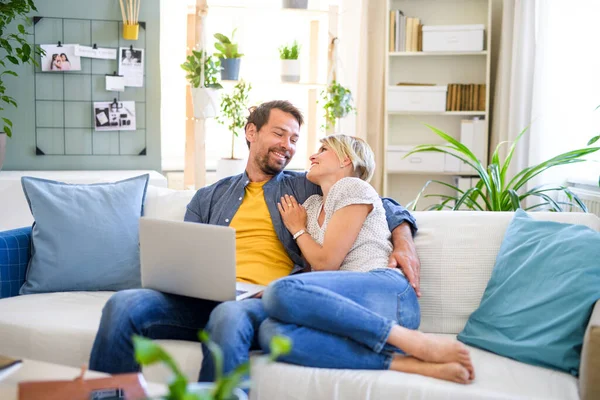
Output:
top-left (406, 124), bottom-right (600, 211)
top-left (180, 50), bottom-right (223, 89)
top-left (216, 80), bottom-right (252, 159)
top-left (134, 331), bottom-right (292, 400)
top-left (214, 29), bottom-right (243, 59)
top-left (0, 0), bottom-right (44, 137)
top-left (278, 41), bottom-right (300, 60)
top-left (320, 80), bottom-right (354, 131)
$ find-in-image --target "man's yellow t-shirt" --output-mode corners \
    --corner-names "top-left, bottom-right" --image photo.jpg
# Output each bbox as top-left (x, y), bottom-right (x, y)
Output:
top-left (230, 181), bottom-right (294, 286)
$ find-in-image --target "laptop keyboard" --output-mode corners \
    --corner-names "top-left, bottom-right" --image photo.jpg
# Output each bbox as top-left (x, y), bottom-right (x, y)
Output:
top-left (236, 290), bottom-right (247, 296)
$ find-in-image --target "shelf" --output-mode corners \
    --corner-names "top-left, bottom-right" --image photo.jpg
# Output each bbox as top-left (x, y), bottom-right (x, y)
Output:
top-left (387, 170), bottom-right (480, 177)
top-left (388, 111), bottom-right (486, 116)
top-left (389, 51), bottom-right (488, 57)
top-left (221, 80), bottom-right (327, 89)
top-left (205, 5), bottom-right (330, 18)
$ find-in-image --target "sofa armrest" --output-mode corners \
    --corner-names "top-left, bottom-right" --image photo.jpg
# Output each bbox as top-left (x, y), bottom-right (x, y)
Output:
top-left (0, 226), bottom-right (32, 299)
top-left (580, 300), bottom-right (600, 400)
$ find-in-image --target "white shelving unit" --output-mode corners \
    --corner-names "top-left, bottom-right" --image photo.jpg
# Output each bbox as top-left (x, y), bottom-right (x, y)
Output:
top-left (383, 0), bottom-right (492, 210)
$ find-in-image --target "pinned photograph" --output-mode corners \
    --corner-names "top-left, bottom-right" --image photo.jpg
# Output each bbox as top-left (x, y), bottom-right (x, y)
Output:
top-left (118, 47), bottom-right (144, 87)
top-left (40, 44), bottom-right (81, 72)
top-left (94, 100), bottom-right (136, 131)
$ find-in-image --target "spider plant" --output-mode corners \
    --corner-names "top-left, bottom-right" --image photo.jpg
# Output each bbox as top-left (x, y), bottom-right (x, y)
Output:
top-left (406, 124), bottom-right (600, 211)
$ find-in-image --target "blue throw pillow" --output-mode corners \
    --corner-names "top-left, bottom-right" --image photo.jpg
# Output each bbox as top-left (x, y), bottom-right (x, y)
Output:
top-left (19, 174), bottom-right (149, 294)
top-left (457, 209), bottom-right (600, 376)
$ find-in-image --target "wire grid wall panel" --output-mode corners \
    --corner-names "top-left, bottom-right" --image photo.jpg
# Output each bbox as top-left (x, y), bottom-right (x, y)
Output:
top-left (33, 16), bottom-right (147, 156)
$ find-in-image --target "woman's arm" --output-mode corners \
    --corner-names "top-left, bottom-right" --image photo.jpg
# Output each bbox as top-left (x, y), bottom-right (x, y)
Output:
top-left (278, 194), bottom-right (372, 271)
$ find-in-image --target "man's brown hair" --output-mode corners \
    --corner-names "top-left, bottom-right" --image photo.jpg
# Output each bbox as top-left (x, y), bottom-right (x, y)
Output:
top-left (245, 100), bottom-right (304, 148)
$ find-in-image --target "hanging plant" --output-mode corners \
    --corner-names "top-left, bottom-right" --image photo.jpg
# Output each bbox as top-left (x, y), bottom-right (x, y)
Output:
top-left (320, 80), bottom-right (354, 131)
top-left (180, 49), bottom-right (223, 89)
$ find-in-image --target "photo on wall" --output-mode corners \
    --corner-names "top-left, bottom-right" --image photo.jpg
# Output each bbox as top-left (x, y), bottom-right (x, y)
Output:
top-left (94, 101), bottom-right (136, 132)
top-left (118, 47), bottom-right (144, 87)
top-left (40, 44), bottom-right (81, 72)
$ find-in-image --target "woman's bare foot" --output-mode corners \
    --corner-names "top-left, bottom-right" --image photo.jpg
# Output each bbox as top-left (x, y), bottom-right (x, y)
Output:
top-left (390, 355), bottom-right (471, 384)
top-left (387, 327), bottom-right (475, 380)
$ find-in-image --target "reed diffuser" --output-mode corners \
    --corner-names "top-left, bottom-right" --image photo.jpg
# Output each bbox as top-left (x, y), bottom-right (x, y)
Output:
top-left (120, 0), bottom-right (141, 40)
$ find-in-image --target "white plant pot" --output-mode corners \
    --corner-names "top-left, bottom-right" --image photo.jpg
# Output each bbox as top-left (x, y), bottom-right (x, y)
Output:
top-left (0, 133), bottom-right (5, 172)
top-left (216, 158), bottom-right (246, 180)
top-left (281, 59), bottom-right (301, 83)
top-left (191, 87), bottom-right (219, 119)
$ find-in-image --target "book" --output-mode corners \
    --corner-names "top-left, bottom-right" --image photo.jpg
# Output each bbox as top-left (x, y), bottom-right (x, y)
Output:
top-left (0, 355), bottom-right (22, 381)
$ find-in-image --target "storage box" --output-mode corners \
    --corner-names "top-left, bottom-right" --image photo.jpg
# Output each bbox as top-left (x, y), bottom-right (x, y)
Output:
top-left (387, 86), bottom-right (447, 112)
top-left (387, 145), bottom-right (452, 173)
top-left (422, 24), bottom-right (485, 52)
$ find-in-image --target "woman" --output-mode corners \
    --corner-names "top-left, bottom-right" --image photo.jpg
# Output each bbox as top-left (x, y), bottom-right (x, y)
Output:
top-left (60, 53), bottom-right (71, 71)
top-left (259, 134), bottom-right (474, 384)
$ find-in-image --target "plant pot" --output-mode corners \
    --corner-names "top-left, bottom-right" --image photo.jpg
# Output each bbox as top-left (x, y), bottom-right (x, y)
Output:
top-left (0, 133), bottom-right (5, 172)
top-left (187, 382), bottom-right (248, 400)
top-left (282, 0), bottom-right (308, 9)
top-left (191, 87), bottom-right (219, 119)
top-left (280, 59), bottom-right (301, 82)
top-left (216, 158), bottom-right (246, 181)
top-left (220, 58), bottom-right (241, 81)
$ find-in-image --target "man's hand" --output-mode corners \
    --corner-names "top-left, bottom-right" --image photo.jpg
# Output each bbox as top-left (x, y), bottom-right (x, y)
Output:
top-left (389, 222), bottom-right (421, 297)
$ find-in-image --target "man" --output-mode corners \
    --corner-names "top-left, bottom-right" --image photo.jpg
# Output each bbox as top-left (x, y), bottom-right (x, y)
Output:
top-left (89, 100), bottom-right (420, 381)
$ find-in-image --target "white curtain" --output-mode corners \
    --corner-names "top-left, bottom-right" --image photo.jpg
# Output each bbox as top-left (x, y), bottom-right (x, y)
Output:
top-left (492, 0), bottom-right (600, 193)
top-left (490, 0), bottom-right (537, 179)
top-left (159, 0), bottom-right (189, 172)
top-left (527, 0), bottom-right (600, 189)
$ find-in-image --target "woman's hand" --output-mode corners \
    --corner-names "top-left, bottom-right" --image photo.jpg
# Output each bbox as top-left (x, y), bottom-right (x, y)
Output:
top-left (277, 194), bottom-right (307, 234)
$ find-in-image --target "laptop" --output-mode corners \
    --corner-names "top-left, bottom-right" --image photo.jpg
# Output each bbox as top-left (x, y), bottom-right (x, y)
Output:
top-left (139, 218), bottom-right (265, 301)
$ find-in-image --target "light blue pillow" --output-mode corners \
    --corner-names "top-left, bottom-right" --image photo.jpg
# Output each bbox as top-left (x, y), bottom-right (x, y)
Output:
top-left (458, 209), bottom-right (600, 376)
top-left (19, 174), bottom-right (149, 294)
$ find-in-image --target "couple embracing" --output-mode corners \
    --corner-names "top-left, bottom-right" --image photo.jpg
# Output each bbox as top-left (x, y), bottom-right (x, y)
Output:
top-left (90, 100), bottom-right (474, 385)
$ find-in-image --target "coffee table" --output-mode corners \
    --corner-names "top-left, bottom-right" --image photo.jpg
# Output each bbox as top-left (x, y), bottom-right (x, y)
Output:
top-left (0, 358), bottom-right (166, 400)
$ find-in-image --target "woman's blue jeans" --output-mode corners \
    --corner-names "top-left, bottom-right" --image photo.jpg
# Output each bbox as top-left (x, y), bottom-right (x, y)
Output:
top-left (259, 268), bottom-right (420, 370)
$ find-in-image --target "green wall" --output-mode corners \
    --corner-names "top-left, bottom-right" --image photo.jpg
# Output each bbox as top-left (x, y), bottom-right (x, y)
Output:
top-left (3, 0), bottom-right (161, 171)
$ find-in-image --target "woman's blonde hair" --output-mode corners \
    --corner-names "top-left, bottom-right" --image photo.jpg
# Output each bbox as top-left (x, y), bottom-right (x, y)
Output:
top-left (320, 134), bottom-right (376, 182)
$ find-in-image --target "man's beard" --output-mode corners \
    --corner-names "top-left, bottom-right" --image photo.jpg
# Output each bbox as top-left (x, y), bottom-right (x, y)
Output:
top-left (256, 148), bottom-right (291, 175)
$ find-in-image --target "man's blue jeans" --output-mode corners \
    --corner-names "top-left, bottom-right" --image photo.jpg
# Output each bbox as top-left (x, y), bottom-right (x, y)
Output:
top-left (89, 289), bottom-right (267, 381)
top-left (259, 268), bottom-right (420, 370)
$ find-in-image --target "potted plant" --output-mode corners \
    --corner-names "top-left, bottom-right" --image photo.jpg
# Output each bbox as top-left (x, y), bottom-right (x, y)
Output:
top-left (405, 124), bottom-right (600, 211)
top-left (320, 80), bottom-right (354, 132)
top-left (181, 49), bottom-right (223, 119)
top-left (0, 0), bottom-right (43, 171)
top-left (215, 80), bottom-right (252, 179)
top-left (282, 0), bottom-right (308, 9)
top-left (214, 29), bottom-right (243, 81)
top-left (134, 331), bottom-right (291, 400)
top-left (279, 40), bottom-right (301, 83)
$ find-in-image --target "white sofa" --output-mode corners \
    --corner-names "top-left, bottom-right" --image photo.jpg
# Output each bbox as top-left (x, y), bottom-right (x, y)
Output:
top-left (0, 185), bottom-right (598, 400)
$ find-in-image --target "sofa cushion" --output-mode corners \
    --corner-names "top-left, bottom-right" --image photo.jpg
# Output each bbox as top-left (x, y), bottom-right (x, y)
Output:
top-left (251, 333), bottom-right (579, 400)
top-left (412, 211), bottom-right (600, 334)
top-left (0, 227), bottom-right (31, 298)
top-left (144, 186), bottom-right (196, 221)
top-left (457, 209), bottom-right (600, 375)
top-left (20, 174), bottom-right (149, 294)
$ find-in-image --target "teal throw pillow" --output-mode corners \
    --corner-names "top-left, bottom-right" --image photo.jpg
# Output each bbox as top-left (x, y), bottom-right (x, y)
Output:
top-left (457, 209), bottom-right (600, 376)
top-left (19, 174), bottom-right (149, 294)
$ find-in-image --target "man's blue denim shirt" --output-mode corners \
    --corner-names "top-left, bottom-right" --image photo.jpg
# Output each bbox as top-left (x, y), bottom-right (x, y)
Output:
top-left (184, 170), bottom-right (417, 274)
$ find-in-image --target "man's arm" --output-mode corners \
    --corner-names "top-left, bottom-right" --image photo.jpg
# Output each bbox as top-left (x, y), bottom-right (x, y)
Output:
top-left (184, 187), bottom-right (210, 223)
top-left (381, 198), bottom-right (421, 297)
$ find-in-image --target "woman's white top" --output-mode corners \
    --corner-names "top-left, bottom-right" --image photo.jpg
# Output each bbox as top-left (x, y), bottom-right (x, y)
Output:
top-left (303, 177), bottom-right (395, 273)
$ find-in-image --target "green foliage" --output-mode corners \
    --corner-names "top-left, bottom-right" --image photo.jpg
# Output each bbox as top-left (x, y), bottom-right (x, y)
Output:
top-left (589, 135), bottom-right (599, 146)
top-left (320, 80), bottom-right (354, 131)
top-left (180, 50), bottom-right (223, 89)
top-left (0, 0), bottom-right (43, 137)
top-left (405, 124), bottom-right (600, 211)
top-left (133, 331), bottom-right (291, 400)
top-left (214, 29), bottom-right (243, 59)
top-left (216, 80), bottom-right (252, 159)
top-left (278, 41), bottom-right (300, 60)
